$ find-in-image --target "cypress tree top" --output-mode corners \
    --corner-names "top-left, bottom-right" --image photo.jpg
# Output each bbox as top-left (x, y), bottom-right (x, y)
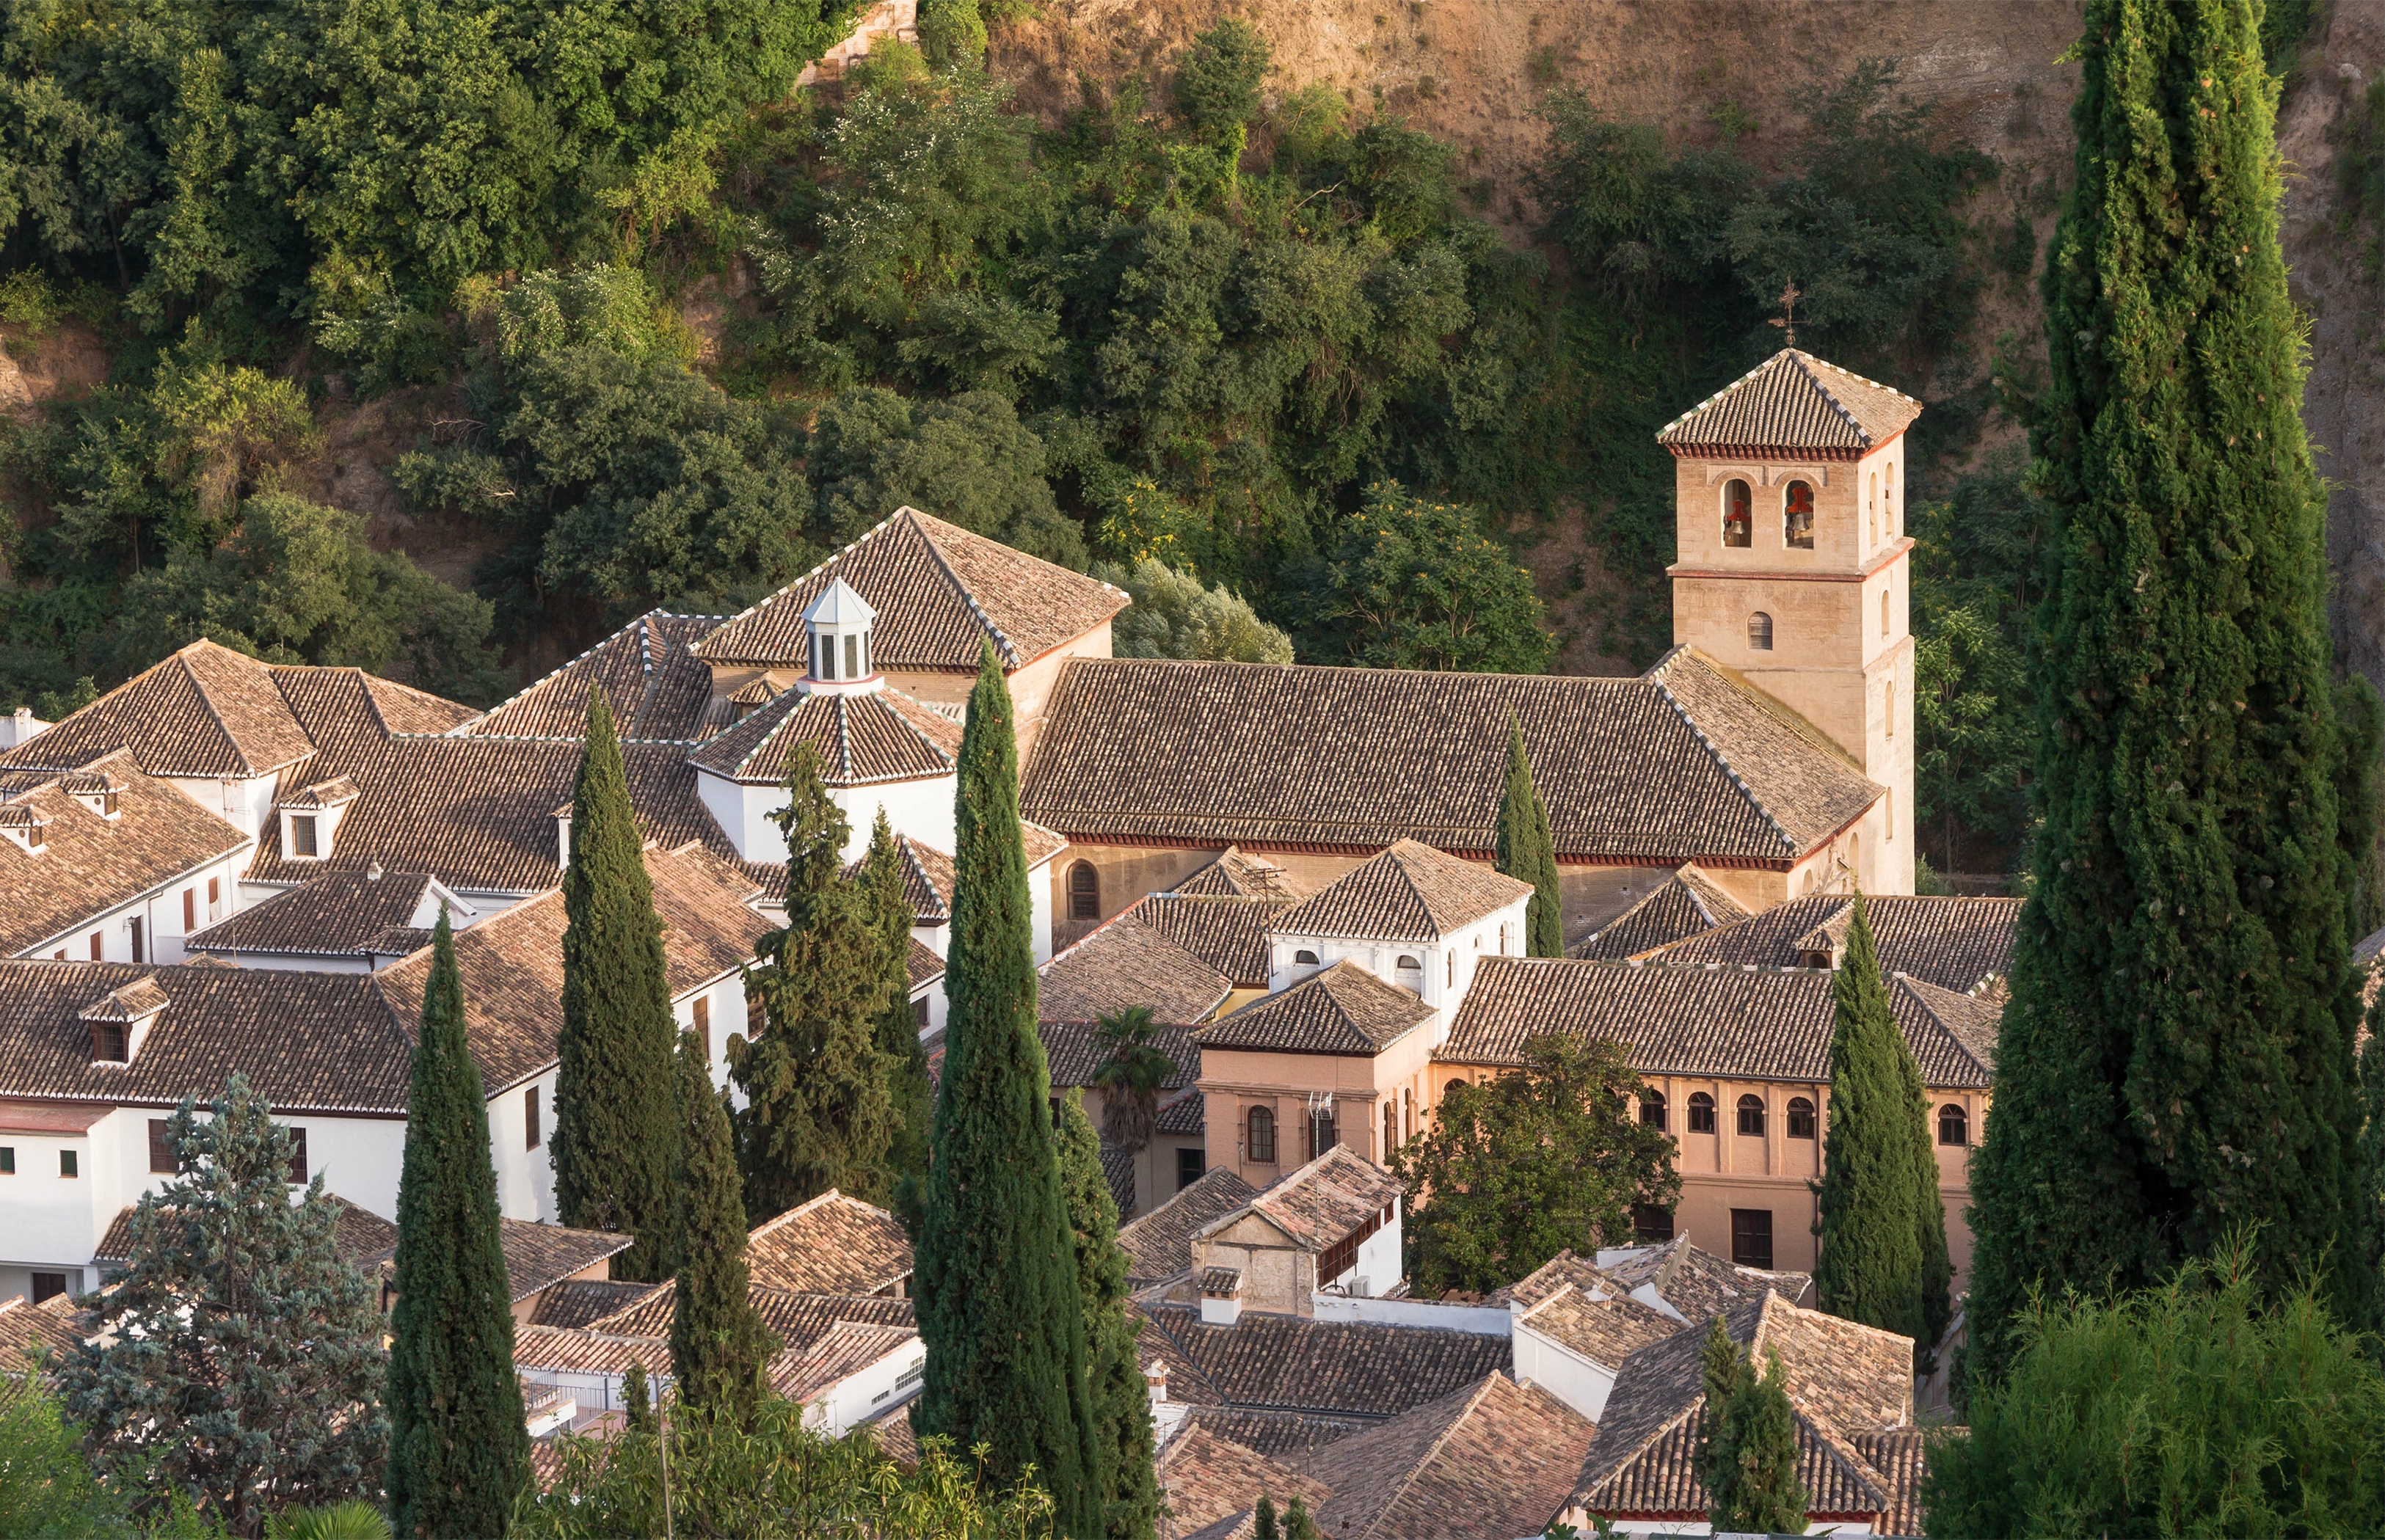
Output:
top-left (553, 688), bottom-right (679, 1280)
top-left (1812, 897), bottom-right (1926, 1343)
top-left (1968, 0), bottom-right (2378, 1376)
top-left (914, 643), bottom-right (1104, 1536)
top-left (670, 1028), bottom-right (777, 1423)
top-left (387, 910), bottom-right (529, 1540)
top-left (1495, 712), bottom-right (1564, 958)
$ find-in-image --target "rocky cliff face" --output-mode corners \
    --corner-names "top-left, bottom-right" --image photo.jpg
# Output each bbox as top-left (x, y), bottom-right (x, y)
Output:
top-left (994, 0), bottom-right (2385, 693)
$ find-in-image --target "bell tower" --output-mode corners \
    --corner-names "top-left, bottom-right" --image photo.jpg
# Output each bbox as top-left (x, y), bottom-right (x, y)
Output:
top-left (1656, 349), bottom-right (1919, 894)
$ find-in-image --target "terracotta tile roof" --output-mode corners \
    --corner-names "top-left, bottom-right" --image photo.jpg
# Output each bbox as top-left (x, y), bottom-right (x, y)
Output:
top-left (1574, 1292), bottom-right (1912, 1523)
top-left (97, 1192), bottom-right (399, 1268)
top-left (1137, 895), bottom-right (1286, 987)
top-left (744, 1190), bottom-right (913, 1297)
top-left (80, 977), bottom-right (169, 1023)
top-left (269, 667), bottom-right (481, 759)
top-left (352, 1216), bottom-right (634, 1303)
top-left (1577, 1401), bottom-right (1911, 1527)
top-left (1181, 1512), bottom-right (1256, 1540)
top-left (1638, 894), bottom-right (2020, 994)
top-left (1439, 957), bottom-right (1997, 1090)
top-left (772, 1320), bottom-right (918, 1404)
top-left (0, 641), bottom-right (316, 778)
top-left (695, 508), bottom-right (1129, 671)
top-left (1179, 1406), bottom-right (1368, 1460)
top-left (280, 775), bottom-right (360, 809)
top-left (1040, 1018), bottom-right (1198, 1094)
top-left (1655, 349), bottom-right (1923, 456)
top-left (0, 753), bottom-right (251, 956)
top-left (906, 938), bottom-right (944, 989)
top-left (1273, 841), bottom-right (1532, 944)
top-left (1159, 1424), bottom-right (1332, 1535)
top-left (531, 1280), bottom-right (663, 1329)
top-left (0, 1294), bottom-right (81, 1368)
top-left (687, 685), bottom-right (961, 787)
top-left (1171, 848), bottom-right (1312, 902)
top-left (1201, 1146), bottom-right (1404, 1254)
top-left (186, 869), bottom-right (448, 960)
top-left (1192, 961), bottom-right (1432, 1057)
top-left (1154, 1090), bottom-right (1205, 1135)
top-left (0, 961), bottom-right (415, 1114)
top-left (1292, 1372), bottom-right (1595, 1540)
top-left (1041, 910), bottom-right (1231, 1026)
top-left (1120, 1167), bottom-right (1261, 1288)
top-left (1022, 652), bottom-right (1879, 864)
top-left (1516, 1285), bottom-right (1683, 1367)
top-left (587, 1282), bottom-right (913, 1357)
top-left (1568, 864), bottom-right (1752, 960)
top-left (359, 676), bottom-right (484, 737)
top-left (866, 1401), bottom-right (922, 1467)
top-left (471, 612), bottom-right (724, 742)
top-left (369, 843), bottom-right (773, 1095)
top-left (513, 1325), bottom-right (673, 1378)
top-left (1203, 1266), bottom-right (1244, 1296)
top-left (1102, 1143), bottom-right (1138, 1219)
top-left (1135, 1304), bottom-right (1512, 1420)
top-left (1850, 1429), bottom-right (1929, 1536)
top-left (1588, 1237), bottom-right (1815, 1322)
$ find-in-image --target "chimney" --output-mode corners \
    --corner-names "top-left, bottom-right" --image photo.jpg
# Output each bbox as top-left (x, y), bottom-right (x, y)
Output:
top-left (1200, 1266), bottom-right (1244, 1327)
top-left (1145, 1360), bottom-right (1168, 1409)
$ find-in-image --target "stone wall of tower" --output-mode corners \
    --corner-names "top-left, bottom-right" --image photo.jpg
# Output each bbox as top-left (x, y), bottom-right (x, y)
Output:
top-left (1668, 444), bottom-right (1916, 895)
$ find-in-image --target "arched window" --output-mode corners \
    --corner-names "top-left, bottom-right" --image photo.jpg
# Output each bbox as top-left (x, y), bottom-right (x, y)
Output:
top-left (1295, 949), bottom-right (1319, 966)
top-left (1639, 1091), bottom-right (1667, 1131)
top-left (1787, 1097), bottom-right (1816, 1139)
top-left (1885, 674), bottom-right (1895, 738)
top-left (1383, 1101), bottom-right (1397, 1158)
top-left (1722, 478), bottom-right (1753, 547)
top-left (1068, 862), bottom-right (1101, 920)
top-left (1868, 472), bottom-right (1879, 547)
top-left (1749, 612), bottom-right (1774, 652)
top-left (1688, 1092), bottom-right (1716, 1134)
top-left (1394, 955), bottom-right (1423, 993)
top-left (1248, 1106), bottom-right (1278, 1164)
top-left (1784, 481), bottom-right (1816, 549)
top-left (1882, 589), bottom-right (1891, 639)
top-left (1736, 1095), bottom-right (1766, 1136)
top-left (1939, 1103), bottom-right (1970, 1147)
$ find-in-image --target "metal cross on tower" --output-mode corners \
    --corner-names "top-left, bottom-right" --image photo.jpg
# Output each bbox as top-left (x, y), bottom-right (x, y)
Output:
top-left (1769, 278), bottom-right (1801, 349)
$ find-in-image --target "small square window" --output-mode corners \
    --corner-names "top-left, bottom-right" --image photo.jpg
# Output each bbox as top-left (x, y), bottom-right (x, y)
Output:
top-left (59, 1149), bottom-right (79, 1178)
top-left (1730, 1208), bottom-right (1773, 1270)
top-left (0, 1147), bottom-right (13, 1175)
top-left (149, 1119), bottom-right (175, 1173)
top-left (30, 1272), bottom-right (66, 1304)
top-left (1633, 1204), bottom-right (1675, 1244)
top-left (1177, 1147), bottom-right (1206, 1192)
top-left (285, 1127), bottom-right (307, 1186)
top-left (291, 815), bottom-right (318, 858)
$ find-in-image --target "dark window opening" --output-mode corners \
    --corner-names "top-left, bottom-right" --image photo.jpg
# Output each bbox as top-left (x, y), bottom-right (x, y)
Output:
top-left (1068, 862), bottom-right (1101, 921)
top-left (1749, 612), bottom-right (1774, 651)
top-left (525, 1087), bottom-right (542, 1150)
top-left (1639, 1091), bottom-right (1667, 1130)
top-left (285, 1128), bottom-right (307, 1186)
top-left (91, 1021), bottom-right (126, 1063)
top-left (291, 815), bottom-right (318, 858)
top-left (128, 917), bottom-right (142, 965)
top-left (59, 1150), bottom-right (79, 1179)
top-left (31, 1272), bottom-right (66, 1304)
top-left (149, 1119), bottom-right (175, 1174)
top-left (1688, 1092), bottom-right (1716, 1134)
top-left (1785, 481), bottom-right (1816, 549)
top-left (1939, 1103), bottom-right (1970, 1147)
top-left (1731, 1208), bottom-right (1774, 1270)
top-left (914, 995), bottom-right (931, 1030)
top-left (1295, 949), bottom-right (1319, 966)
top-left (1737, 1095), bottom-right (1766, 1136)
top-left (1633, 1204), bottom-right (1675, 1244)
top-left (844, 634), bottom-right (860, 679)
top-left (1177, 1147), bottom-right (1206, 1192)
top-left (1307, 1108), bottom-right (1337, 1162)
top-left (1247, 1106), bottom-right (1277, 1164)
top-left (0, 1147), bottom-right (13, 1175)
top-left (692, 996), bottom-right (710, 1059)
top-left (89, 933), bottom-right (102, 961)
top-left (1787, 1097), bottom-right (1816, 1139)
top-left (1723, 478), bottom-right (1752, 547)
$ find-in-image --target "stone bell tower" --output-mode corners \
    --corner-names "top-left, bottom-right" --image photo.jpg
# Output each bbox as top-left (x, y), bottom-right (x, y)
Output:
top-left (1655, 349), bottom-right (1920, 895)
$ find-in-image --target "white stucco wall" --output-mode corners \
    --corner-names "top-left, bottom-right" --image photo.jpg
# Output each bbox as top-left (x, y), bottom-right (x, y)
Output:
top-left (13, 846), bottom-right (252, 965)
top-left (831, 775), bottom-right (957, 866)
top-left (801, 1338), bottom-right (927, 1436)
top-left (1512, 1317), bottom-right (1621, 1422)
top-left (1266, 894), bottom-right (1530, 1042)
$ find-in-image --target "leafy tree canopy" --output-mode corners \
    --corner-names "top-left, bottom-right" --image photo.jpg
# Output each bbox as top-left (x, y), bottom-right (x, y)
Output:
top-left (1282, 481), bottom-right (1553, 674)
top-left (1096, 558), bottom-right (1294, 664)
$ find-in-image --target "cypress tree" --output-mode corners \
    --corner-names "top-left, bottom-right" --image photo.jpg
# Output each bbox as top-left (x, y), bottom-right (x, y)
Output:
top-left (914, 643), bottom-right (1103, 1535)
top-left (1967, 0), bottom-right (2380, 1381)
top-left (1496, 712), bottom-right (1565, 957)
top-left (670, 1029), bottom-right (778, 1423)
top-left (732, 743), bottom-right (896, 1219)
top-left (620, 1360), bottom-right (655, 1436)
top-left (1706, 1346), bottom-right (1806, 1535)
top-left (387, 911), bottom-right (529, 1539)
top-left (1057, 1093), bottom-right (1159, 1540)
top-left (553, 689), bottom-right (679, 1280)
top-left (1811, 897), bottom-right (1926, 1343)
top-left (860, 809), bottom-right (934, 1225)
top-left (1254, 1495), bottom-right (1279, 1540)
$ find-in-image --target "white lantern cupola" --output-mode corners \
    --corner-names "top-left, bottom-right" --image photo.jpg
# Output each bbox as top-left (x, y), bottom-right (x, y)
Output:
top-left (799, 577), bottom-right (881, 696)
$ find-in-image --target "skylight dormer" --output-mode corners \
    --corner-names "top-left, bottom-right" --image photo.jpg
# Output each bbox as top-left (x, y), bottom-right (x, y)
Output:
top-left (81, 977), bottom-right (169, 1065)
top-left (798, 577), bottom-right (881, 696)
top-left (0, 802), bottom-right (48, 854)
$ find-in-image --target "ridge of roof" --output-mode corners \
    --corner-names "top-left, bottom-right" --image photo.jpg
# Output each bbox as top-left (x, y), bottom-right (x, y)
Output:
top-left (1654, 348), bottom-right (1923, 455)
top-left (462, 610), bottom-right (729, 744)
top-left (1271, 839), bottom-right (1533, 943)
top-left (1191, 959), bottom-right (1435, 1057)
top-left (1645, 650), bottom-right (1797, 858)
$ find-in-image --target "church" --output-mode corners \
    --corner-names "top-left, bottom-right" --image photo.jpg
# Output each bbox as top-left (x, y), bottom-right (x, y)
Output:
top-left (0, 348), bottom-right (2009, 1307)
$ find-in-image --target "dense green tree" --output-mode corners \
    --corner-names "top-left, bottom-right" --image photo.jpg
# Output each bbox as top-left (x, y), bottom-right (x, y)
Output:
top-left (1699, 1331), bottom-right (1806, 1536)
top-left (1090, 1005), bottom-right (1178, 1162)
top-left (1496, 714), bottom-right (1563, 957)
top-left (731, 744), bottom-right (897, 1217)
top-left (387, 911), bottom-right (530, 1538)
top-left (914, 643), bottom-right (1103, 1533)
top-left (58, 1077), bottom-right (387, 1534)
top-left (1056, 1095), bottom-right (1159, 1540)
top-left (1093, 560), bottom-right (1295, 663)
top-left (1923, 1245), bottom-right (2385, 1536)
top-left (1812, 898), bottom-right (1928, 1346)
top-left (1965, 0), bottom-right (2382, 1383)
top-left (1392, 1034), bottom-right (1679, 1295)
top-left (859, 810), bottom-right (935, 1228)
top-left (553, 689), bottom-right (680, 1280)
top-left (809, 387), bottom-right (1083, 568)
top-left (620, 1360), bottom-right (657, 1437)
top-left (671, 1029), bottom-right (779, 1423)
top-left (1173, 21), bottom-right (1270, 149)
top-left (1284, 481), bottom-right (1552, 674)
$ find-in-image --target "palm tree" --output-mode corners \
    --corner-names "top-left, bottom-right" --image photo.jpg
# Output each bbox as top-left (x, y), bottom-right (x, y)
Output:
top-left (1090, 1007), bottom-right (1177, 1158)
